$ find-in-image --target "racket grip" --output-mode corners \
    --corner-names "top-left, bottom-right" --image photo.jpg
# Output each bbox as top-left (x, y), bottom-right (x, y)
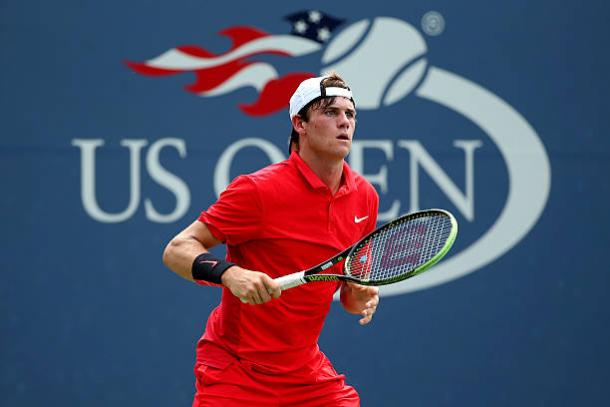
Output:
top-left (274, 271), bottom-right (307, 291)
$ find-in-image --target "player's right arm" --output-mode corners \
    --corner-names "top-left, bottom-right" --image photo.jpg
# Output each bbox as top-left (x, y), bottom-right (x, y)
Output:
top-left (162, 220), bottom-right (281, 304)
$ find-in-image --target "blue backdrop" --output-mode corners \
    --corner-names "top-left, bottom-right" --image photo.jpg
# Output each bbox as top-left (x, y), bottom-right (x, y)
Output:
top-left (2, 0), bottom-right (609, 405)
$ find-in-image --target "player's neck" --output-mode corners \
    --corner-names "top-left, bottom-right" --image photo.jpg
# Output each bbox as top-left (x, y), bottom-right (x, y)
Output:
top-left (298, 151), bottom-right (344, 194)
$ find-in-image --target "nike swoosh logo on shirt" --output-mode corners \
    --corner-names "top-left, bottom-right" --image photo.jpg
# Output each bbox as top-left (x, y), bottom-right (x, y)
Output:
top-left (354, 215), bottom-right (369, 223)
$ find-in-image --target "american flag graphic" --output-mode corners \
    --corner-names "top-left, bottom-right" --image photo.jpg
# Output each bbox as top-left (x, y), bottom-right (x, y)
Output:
top-left (126, 10), bottom-right (344, 116)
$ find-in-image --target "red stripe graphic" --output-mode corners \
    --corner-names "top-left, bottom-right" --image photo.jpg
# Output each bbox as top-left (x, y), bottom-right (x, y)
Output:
top-left (125, 25), bottom-right (321, 116)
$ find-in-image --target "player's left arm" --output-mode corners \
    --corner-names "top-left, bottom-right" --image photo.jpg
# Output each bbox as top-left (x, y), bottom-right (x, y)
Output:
top-left (340, 282), bottom-right (379, 325)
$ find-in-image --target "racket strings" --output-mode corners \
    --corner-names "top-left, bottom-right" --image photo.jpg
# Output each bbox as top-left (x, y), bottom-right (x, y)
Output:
top-left (347, 213), bottom-right (453, 283)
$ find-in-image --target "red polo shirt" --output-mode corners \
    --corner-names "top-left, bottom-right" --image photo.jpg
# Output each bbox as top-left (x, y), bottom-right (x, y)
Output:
top-left (197, 152), bottom-right (379, 372)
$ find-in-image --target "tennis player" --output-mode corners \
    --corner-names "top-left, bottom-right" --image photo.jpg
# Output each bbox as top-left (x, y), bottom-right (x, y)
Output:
top-left (163, 73), bottom-right (380, 406)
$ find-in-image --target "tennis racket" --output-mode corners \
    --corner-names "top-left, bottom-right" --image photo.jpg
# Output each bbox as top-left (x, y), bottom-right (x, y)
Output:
top-left (274, 209), bottom-right (458, 290)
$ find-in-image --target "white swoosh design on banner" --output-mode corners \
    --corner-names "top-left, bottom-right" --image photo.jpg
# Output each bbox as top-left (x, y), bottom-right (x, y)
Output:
top-left (147, 36), bottom-right (321, 70)
top-left (381, 66), bottom-right (551, 296)
top-left (197, 63), bottom-right (278, 96)
top-left (321, 17), bottom-right (551, 298)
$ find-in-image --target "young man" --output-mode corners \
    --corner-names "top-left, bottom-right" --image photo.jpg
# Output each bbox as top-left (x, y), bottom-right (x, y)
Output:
top-left (163, 73), bottom-right (380, 406)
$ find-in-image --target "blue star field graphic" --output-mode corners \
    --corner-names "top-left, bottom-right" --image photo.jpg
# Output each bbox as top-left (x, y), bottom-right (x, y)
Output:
top-left (284, 10), bottom-right (345, 43)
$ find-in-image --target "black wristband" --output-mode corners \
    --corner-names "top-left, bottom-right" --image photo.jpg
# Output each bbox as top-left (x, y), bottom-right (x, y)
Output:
top-left (191, 252), bottom-right (235, 284)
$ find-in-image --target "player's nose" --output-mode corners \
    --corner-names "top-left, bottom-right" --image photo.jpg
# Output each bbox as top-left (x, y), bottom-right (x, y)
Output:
top-left (337, 111), bottom-right (351, 128)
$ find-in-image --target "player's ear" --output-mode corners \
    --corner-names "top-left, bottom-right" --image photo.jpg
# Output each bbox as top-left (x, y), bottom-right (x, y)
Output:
top-left (291, 114), bottom-right (306, 135)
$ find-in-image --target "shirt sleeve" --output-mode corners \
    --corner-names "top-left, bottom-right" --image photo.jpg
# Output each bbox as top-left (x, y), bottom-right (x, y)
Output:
top-left (199, 175), bottom-right (263, 245)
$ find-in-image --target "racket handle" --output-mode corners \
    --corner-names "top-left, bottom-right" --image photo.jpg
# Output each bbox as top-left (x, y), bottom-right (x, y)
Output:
top-left (274, 271), bottom-right (307, 291)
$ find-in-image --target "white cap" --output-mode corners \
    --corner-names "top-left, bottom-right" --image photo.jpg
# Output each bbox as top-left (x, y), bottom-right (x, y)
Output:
top-left (288, 76), bottom-right (354, 119)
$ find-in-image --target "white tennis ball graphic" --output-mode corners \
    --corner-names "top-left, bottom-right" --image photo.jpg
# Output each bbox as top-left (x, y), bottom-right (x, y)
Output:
top-left (321, 17), bottom-right (428, 109)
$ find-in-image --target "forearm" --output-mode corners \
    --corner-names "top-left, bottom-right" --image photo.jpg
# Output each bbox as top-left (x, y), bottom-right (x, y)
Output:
top-left (163, 220), bottom-right (224, 283)
top-left (162, 236), bottom-right (209, 282)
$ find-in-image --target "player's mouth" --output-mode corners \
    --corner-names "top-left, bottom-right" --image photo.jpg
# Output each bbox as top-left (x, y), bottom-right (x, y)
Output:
top-left (337, 134), bottom-right (351, 141)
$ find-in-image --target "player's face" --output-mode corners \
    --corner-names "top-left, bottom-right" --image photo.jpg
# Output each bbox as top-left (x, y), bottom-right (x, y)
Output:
top-left (301, 97), bottom-right (356, 161)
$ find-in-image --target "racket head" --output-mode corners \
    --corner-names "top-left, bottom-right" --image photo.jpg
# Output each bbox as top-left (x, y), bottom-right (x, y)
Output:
top-left (344, 209), bottom-right (457, 286)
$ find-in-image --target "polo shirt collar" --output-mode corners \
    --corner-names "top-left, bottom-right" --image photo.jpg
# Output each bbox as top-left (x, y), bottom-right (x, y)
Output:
top-left (289, 151), bottom-right (356, 194)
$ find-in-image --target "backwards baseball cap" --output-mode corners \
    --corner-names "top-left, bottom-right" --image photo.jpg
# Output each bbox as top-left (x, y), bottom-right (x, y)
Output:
top-left (288, 76), bottom-right (354, 119)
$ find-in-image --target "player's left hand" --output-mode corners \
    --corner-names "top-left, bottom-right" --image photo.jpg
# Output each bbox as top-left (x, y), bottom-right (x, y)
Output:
top-left (341, 282), bottom-right (379, 325)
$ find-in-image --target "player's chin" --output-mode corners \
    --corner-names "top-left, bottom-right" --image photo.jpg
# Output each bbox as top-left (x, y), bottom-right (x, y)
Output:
top-left (332, 141), bottom-right (352, 158)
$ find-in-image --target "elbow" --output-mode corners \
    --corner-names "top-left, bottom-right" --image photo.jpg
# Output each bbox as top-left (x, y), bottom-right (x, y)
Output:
top-left (162, 239), bottom-right (179, 270)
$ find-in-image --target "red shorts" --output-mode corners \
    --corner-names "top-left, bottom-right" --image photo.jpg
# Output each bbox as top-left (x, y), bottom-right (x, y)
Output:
top-left (191, 351), bottom-right (360, 407)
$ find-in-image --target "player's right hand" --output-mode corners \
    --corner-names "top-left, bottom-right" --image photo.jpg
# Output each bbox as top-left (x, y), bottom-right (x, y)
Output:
top-left (221, 266), bottom-right (281, 305)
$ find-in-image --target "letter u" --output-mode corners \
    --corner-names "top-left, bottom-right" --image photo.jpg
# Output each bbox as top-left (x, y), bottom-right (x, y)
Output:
top-left (72, 139), bottom-right (147, 223)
